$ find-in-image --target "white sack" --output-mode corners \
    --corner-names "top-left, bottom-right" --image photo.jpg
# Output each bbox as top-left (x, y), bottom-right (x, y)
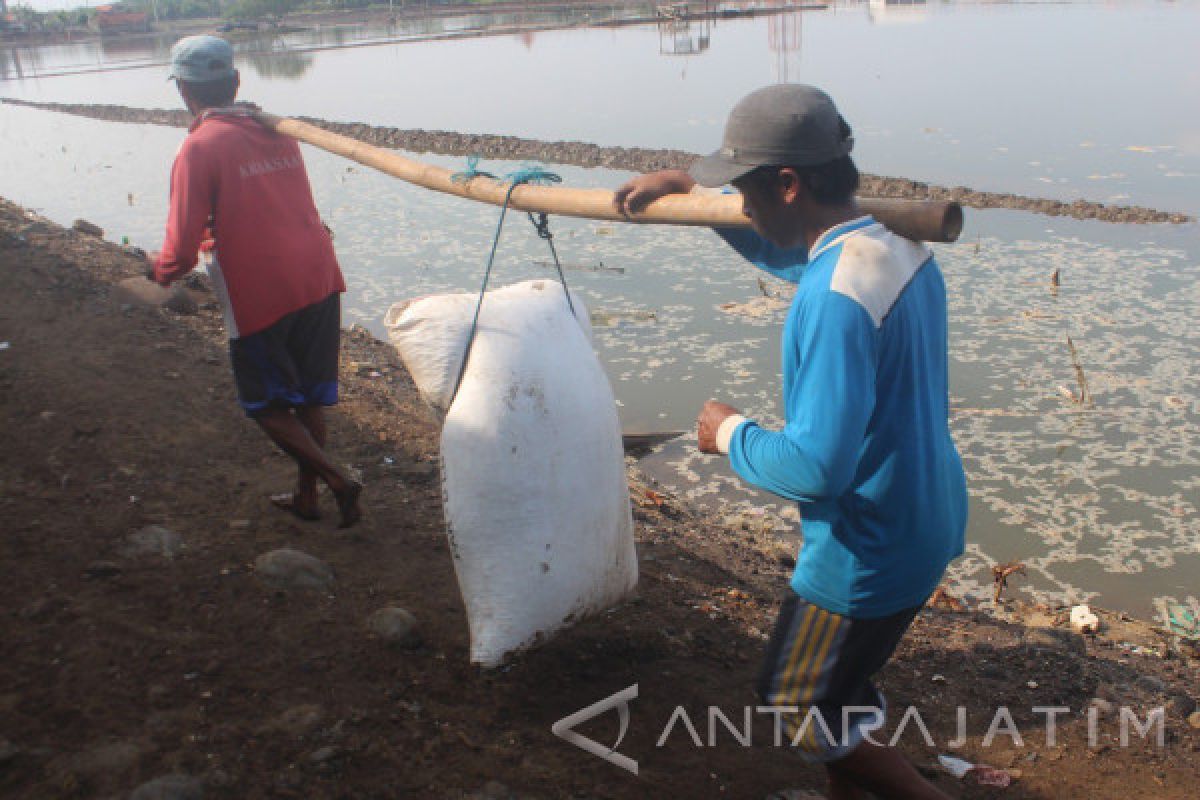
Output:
top-left (384, 279), bottom-right (637, 667)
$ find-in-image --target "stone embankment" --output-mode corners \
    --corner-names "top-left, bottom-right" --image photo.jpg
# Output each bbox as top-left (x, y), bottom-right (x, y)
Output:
top-left (3, 97), bottom-right (1192, 225)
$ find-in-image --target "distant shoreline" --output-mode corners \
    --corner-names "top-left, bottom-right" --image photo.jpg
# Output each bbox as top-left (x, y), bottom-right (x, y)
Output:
top-left (4, 96), bottom-right (1192, 225)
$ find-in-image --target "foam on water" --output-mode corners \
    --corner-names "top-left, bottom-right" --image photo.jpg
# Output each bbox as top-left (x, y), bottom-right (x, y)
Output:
top-left (1, 94), bottom-right (1197, 620)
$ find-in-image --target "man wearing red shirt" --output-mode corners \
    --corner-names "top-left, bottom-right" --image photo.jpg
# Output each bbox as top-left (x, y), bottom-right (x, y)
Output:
top-left (150, 35), bottom-right (362, 527)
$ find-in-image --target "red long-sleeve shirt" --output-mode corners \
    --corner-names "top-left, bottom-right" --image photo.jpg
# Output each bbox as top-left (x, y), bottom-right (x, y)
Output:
top-left (154, 108), bottom-right (345, 338)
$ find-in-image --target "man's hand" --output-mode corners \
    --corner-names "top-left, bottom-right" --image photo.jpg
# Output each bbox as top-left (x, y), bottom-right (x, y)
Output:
top-left (143, 250), bottom-right (165, 285)
top-left (697, 399), bottom-right (742, 454)
top-left (613, 169), bottom-right (697, 217)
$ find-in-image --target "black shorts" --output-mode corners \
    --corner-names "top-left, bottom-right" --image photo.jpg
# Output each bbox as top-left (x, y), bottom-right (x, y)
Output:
top-left (229, 293), bottom-right (341, 417)
top-left (756, 592), bottom-right (922, 762)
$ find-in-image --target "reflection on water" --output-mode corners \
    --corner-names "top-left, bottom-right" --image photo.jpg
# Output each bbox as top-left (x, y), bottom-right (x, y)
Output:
top-left (1, 1), bottom-right (1199, 623)
top-left (4, 2), bottom-right (1198, 213)
top-left (0, 0), bottom-right (642, 82)
top-left (866, 0), bottom-right (928, 25)
top-left (0, 50), bottom-right (25, 82)
top-left (657, 3), bottom-right (713, 57)
top-left (243, 41), bottom-right (315, 80)
top-left (98, 35), bottom-right (171, 61)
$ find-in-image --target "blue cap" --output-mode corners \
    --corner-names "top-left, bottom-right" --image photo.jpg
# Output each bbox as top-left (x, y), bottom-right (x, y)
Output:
top-left (168, 35), bottom-right (236, 83)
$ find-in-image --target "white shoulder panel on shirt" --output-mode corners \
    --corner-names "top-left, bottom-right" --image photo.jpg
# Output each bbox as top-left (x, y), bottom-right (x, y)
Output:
top-left (828, 224), bottom-right (933, 328)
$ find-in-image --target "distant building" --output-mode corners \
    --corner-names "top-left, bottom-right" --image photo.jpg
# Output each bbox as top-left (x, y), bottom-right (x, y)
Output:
top-left (93, 5), bottom-right (151, 34)
top-left (1, 12), bottom-right (28, 35)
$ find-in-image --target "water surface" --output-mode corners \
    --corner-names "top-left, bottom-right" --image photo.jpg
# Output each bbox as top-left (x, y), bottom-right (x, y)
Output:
top-left (2, 0), bottom-right (1198, 619)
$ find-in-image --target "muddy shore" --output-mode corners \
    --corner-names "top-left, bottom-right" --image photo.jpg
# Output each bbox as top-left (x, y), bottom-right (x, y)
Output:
top-left (1, 197), bottom-right (1199, 798)
top-left (3, 97), bottom-right (1192, 226)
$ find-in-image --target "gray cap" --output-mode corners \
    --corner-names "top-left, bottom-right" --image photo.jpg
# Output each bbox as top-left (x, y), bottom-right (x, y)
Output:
top-left (689, 84), bottom-right (854, 187)
top-left (168, 35), bottom-right (236, 83)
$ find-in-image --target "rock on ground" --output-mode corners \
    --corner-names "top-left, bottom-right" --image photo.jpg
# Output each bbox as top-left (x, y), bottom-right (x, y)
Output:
top-left (113, 276), bottom-right (199, 315)
top-left (120, 525), bottom-right (184, 559)
top-left (308, 746), bottom-right (339, 764)
top-left (129, 773), bottom-right (204, 800)
top-left (60, 740), bottom-right (141, 776)
top-left (1135, 674), bottom-right (1169, 695)
top-left (464, 781), bottom-right (517, 800)
top-left (366, 607), bottom-right (421, 648)
top-left (84, 560), bottom-right (123, 579)
top-left (258, 704), bottom-right (325, 738)
top-left (72, 218), bottom-right (103, 237)
top-left (1168, 694), bottom-right (1196, 717)
top-left (1022, 626), bottom-right (1086, 657)
top-left (254, 549), bottom-right (333, 589)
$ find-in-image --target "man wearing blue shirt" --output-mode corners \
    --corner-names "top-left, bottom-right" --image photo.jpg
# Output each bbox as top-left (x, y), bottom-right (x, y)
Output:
top-left (616, 85), bottom-right (966, 800)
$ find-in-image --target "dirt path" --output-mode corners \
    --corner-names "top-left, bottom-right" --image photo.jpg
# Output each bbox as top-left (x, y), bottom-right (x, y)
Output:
top-left (0, 198), bottom-right (1197, 798)
top-left (3, 98), bottom-right (1192, 226)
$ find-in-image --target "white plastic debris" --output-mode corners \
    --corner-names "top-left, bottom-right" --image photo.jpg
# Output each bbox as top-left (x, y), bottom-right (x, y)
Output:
top-left (938, 755), bottom-right (974, 778)
top-left (385, 280), bottom-right (637, 667)
top-left (1070, 604), bottom-right (1100, 634)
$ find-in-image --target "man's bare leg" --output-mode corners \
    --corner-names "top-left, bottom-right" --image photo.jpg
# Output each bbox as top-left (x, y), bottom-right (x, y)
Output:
top-left (825, 741), bottom-right (951, 800)
top-left (256, 407), bottom-right (362, 527)
top-left (266, 405), bottom-right (325, 520)
top-left (288, 405), bottom-right (327, 518)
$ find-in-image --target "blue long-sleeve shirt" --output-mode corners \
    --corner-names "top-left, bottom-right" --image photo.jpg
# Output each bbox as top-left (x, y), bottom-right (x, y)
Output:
top-left (716, 217), bottom-right (967, 618)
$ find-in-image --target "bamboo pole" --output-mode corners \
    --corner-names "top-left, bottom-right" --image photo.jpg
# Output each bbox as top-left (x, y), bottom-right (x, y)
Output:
top-left (254, 112), bottom-right (963, 243)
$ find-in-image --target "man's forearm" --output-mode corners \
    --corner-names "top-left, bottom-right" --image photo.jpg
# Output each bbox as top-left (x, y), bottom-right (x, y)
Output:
top-left (152, 249), bottom-right (198, 285)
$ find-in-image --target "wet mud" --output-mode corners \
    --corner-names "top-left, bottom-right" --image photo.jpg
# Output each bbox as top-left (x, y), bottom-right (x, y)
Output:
top-left (3, 97), bottom-right (1192, 225)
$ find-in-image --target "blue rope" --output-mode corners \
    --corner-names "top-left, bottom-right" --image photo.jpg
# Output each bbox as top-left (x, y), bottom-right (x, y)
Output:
top-left (447, 159), bottom-right (577, 409)
top-left (450, 155), bottom-right (496, 183)
top-left (503, 163), bottom-right (562, 188)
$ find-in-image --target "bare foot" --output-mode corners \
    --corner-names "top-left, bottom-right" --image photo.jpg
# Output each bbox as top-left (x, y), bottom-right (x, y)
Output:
top-left (334, 481), bottom-right (363, 529)
top-left (269, 491), bottom-right (321, 521)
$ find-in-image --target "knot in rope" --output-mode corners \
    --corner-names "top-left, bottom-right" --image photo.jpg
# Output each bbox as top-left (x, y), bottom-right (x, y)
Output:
top-left (528, 212), bottom-right (553, 241)
top-left (503, 164), bottom-right (562, 188)
top-left (450, 154), bottom-right (496, 183)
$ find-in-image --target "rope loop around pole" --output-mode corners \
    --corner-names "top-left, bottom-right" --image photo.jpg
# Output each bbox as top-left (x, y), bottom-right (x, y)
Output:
top-left (450, 154), bottom-right (496, 183)
top-left (446, 160), bottom-right (576, 410)
top-left (502, 164), bottom-right (563, 188)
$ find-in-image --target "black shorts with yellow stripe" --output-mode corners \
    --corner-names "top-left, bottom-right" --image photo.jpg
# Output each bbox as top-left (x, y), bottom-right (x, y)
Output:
top-left (755, 592), bottom-right (921, 763)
